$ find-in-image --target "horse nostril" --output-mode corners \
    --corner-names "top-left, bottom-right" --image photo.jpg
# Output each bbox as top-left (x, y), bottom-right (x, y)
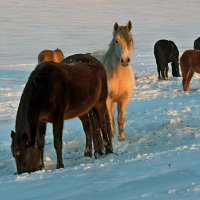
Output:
top-left (127, 57), bottom-right (130, 63)
top-left (121, 58), bottom-right (124, 63)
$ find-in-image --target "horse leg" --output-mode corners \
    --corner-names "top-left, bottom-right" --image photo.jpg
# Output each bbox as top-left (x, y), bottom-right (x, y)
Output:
top-left (182, 68), bottom-right (193, 91)
top-left (166, 64), bottom-right (169, 79)
top-left (155, 58), bottom-right (161, 80)
top-left (186, 70), bottom-right (194, 91)
top-left (161, 64), bottom-right (168, 80)
top-left (117, 94), bottom-right (130, 141)
top-left (106, 97), bottom-right (115, 137)
top-left (36, 122), bottom-right (46, 169)
top-left (79, 114), bottom-right (93, 157)
top-left (94, 102), bottom-right (113, 155)
top-left (89, 110), bottom-right (105, 158)
top-left (171, 58), bottom-right (181, 77)
top-left (53, 117), bottom-right (64, 169)
top-left (105, 109), bottom-right (113, 144)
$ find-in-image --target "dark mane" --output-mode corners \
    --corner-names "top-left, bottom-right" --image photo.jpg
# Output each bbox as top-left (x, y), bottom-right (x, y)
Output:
top-left (11, 54), bottom-right (113, 174)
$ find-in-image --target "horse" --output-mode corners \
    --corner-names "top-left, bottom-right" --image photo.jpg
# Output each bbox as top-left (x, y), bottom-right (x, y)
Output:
top-left (39, 51), bottom-right (110, 158)
top-left (38, 48), bottom-right (64, 64)
top-left (194, 37), bottom-right (200, 50)
top-left (11, 54), bottom-right (112, 174)
top-left (92, 21), bottom-right (135, 141)
top-left (180, 50), bottom-right (200, 91)
top-left (154, 39), bottom-right (181, 80)
top-left (60, 54), bottom-right (113, 157)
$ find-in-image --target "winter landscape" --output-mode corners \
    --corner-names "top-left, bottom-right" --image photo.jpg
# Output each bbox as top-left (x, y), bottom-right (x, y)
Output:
top-left (1, 0), bottom-right (200, 199)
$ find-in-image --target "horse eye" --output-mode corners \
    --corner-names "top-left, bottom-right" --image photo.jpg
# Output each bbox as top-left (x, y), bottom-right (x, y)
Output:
top-left (115, 40), bottom-right (118, 43)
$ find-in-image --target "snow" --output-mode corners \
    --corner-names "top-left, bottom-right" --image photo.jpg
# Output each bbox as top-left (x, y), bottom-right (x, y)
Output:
top-left (1, 0), bottom-right (200, 199)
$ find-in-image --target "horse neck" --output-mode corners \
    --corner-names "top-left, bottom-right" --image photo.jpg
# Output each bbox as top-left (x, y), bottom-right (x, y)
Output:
top-left (102, 38), bottom-right (120, 71)
top-left (15, 88), bottom-right (38, 145)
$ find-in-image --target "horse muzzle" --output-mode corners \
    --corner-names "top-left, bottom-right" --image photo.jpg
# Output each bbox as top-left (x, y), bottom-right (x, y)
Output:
top-left (121, 57), bottom-right (130, 67)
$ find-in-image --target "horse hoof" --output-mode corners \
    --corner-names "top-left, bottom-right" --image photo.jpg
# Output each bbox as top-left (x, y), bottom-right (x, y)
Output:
top-left (84, 149), bottom-right (92, 158)
top-left (57, 163), bottom-right (64, 169)
top-left (94, 152), bottom-right (100, 159)
top-left (118, 135), bottom-right (125, 142)
top-left (37, 163), bottom-right (44, 171)
top-left (106, 146), bottom-right (113, 154)
top-left (94, 149), bottom-right (104, 158)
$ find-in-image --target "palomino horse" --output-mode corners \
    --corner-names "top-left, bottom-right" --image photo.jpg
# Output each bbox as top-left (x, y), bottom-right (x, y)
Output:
top-left (92, 21), bottom-right (135, 141)
top-left (11, 54), bottom-right (112, 174)
top-left (38, 48), bottom-right (64, 63)
top-left (180, 50), bottom-right (200, 91)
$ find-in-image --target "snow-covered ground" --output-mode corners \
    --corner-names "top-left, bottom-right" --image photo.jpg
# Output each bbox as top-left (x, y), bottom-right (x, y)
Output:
top-left (1, 0), bottom-right (200, 199)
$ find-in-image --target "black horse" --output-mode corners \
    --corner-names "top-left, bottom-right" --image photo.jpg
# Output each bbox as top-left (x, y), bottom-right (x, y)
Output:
top-left (11, 54), bottom-right (113, 174)
top-left (154, 39), bottom-right (181, 80)
top-left (194, 37), bottom-right (200, 50)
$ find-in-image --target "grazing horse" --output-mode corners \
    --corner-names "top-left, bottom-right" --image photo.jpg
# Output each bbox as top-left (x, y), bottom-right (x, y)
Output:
top-left (38, 48), bottom-right (64, 63)
top-left (194, 37), bottom-right (200, 50)
top-left (11, 54), bottom-right (112, 174)
top-left (92, 21), bottom-right (135, 141)
top-left (154, 39), bottom-right (181, 80)
top-left (180, 50), bottom-right (200, 91)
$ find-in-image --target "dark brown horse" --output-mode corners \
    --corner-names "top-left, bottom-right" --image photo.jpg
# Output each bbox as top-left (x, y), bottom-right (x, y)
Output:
top-left (154, 39), bottom-right (180, 80)
top-left (11, 54), bottom-right (112, 174)
top-left (180, 50), bottom-right (200, 91)
top-left (38, 48), bottom-right (64, 64)
top-left (194, 37), bottom-right (200, 50)
top-left (39, 51), bottom-right (110, 158)
top-left (60, 54), bottom-right (112, 158)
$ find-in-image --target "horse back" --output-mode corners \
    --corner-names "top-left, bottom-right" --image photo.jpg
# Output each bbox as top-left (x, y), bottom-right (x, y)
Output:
top-left (154, 39), bottom-right (178, 63)
top-left (38, 49), bottom-right (64, 64)
top-left (194, 37), bottom-right (200, 50)
top-left (38, 50), bottom-right (54, 64)
top-left (35, 58), bottom-right (107, 120)
top-left (180, 50), bottom-right (200, 73)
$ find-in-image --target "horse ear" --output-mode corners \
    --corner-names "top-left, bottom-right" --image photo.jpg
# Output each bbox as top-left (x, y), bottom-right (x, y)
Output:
top-left (23, 133), bottom-right (31, 147)
top-left (114, 22), bottom-right (119, 32)
top-left (126, 20), bottom-right (132, 31)
top-left (11, 130), bottom-right (16, 139)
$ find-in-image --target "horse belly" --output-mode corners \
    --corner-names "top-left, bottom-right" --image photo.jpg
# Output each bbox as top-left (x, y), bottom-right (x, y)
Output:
top-left (63, 106), bottom-right (91, 119)
top-left (63, 89), bottom-right (101, 119)
top-left (192, 64), bottom-right (200, 73)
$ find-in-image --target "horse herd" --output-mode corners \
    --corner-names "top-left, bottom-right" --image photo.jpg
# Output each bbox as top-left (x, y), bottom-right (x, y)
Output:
top-left (11, 21), bottom-right (134, 174)
top-left (10, 21), bottom-right (200, 174)
top-left (154, 37), bottom-right (200, 91)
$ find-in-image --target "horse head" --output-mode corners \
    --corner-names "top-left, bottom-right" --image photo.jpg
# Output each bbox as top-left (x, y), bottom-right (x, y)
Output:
top-left (113, 21), bottom-right (133, 67)
top-left (11, 130), bottom-right (42, 174)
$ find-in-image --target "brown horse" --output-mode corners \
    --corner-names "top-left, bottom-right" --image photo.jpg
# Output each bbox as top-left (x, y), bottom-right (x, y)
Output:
top-left (38, 48), bottom-right (64, 63)
top-left (60, 55), bottom-right (112, 158)
top-left (11, 54), bottom-right (112, 174)
top-left (39, 51), bottom-right (109, 158)
top-left (39, 51), bottom-right (111, 158)
top-left (180, 50), bottom-right (200, 91)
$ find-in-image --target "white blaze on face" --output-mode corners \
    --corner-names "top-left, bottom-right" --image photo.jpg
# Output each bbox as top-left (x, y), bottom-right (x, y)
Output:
top-left (115, 34), bottom-right (131, 66)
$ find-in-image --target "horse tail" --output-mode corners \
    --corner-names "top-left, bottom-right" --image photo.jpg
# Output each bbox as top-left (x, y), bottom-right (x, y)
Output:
top-left (169, 40), bottom-right (179, 57)
top-left (180, 51), bottom-right (190, 77)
